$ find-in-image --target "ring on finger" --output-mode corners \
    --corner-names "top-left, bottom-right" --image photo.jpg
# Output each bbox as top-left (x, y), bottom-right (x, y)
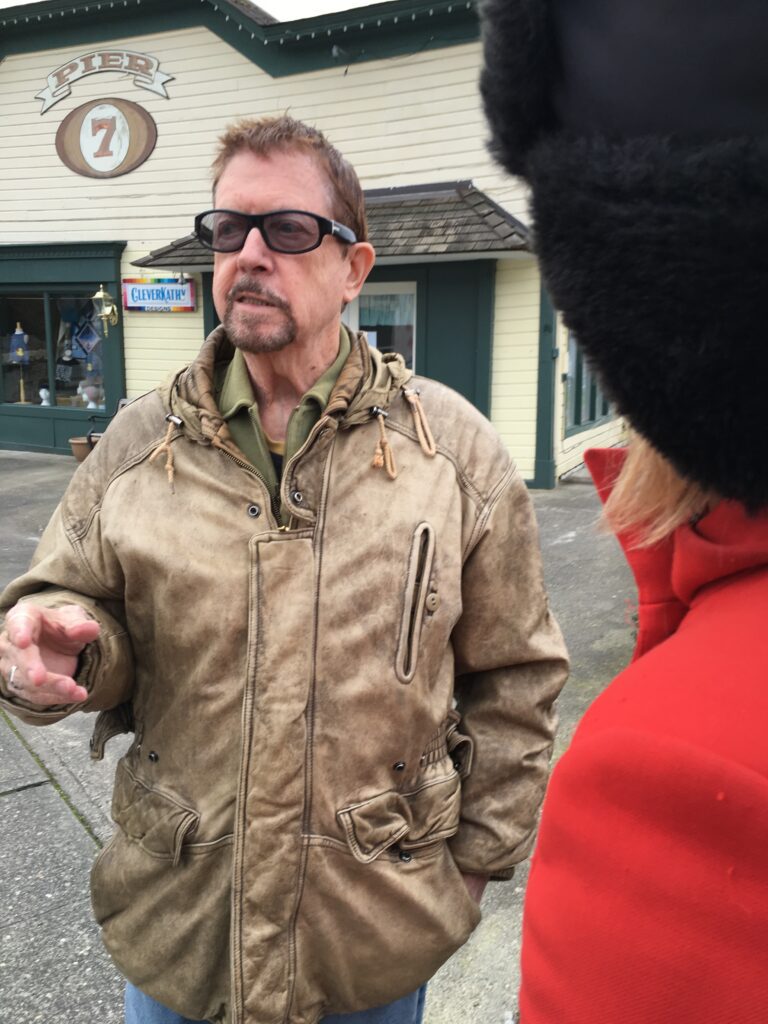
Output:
top-left (8, 664), bottom-right (23, 692)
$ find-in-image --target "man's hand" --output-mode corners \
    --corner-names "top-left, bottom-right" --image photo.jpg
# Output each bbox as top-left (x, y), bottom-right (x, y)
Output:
top-left (461, 872), bottom-right (489, 905)
top-left (0, 603), bottom-right (100, 706)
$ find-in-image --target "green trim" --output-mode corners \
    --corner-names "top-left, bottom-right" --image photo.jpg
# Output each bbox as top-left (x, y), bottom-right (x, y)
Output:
top-left (564, 411), bottom-right (616, 440)
top-left (473, 261), bottom-right (494, 418)
top-left (531, 285), bottom-right (557, 489)
top-left (0, 0), bottom-right (478, 78)
top-left (367, 261), bottom-right (492, 416)
top-left (201, 273), bottom-right (219, 338)
top-left (0, 441), bottom-right (72, 456)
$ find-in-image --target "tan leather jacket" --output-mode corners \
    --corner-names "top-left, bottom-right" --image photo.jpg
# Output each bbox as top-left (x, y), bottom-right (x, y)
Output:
top-left (0, 329), bottom-right (568, 1024)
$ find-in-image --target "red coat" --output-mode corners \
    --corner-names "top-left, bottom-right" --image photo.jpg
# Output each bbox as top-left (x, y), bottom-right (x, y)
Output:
top-left (519, 447), bottom-right (768, 1024)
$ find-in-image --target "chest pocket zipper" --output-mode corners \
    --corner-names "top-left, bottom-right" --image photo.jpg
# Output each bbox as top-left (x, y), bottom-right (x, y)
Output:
top-left (396, 522), bottom-right (436, 683)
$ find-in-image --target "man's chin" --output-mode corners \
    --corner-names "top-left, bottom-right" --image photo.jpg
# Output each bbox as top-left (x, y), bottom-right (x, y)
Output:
top-left (224, 313), bottom-right (296, 354)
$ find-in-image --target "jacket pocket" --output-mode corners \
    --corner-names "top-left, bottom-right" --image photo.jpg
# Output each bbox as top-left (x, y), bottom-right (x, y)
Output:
top-left (111, 759), bottom-right (200, 867)
top-left (337, 768), bottom-right (461, 864)
top-left (395, 522), bottom-right (437, 683)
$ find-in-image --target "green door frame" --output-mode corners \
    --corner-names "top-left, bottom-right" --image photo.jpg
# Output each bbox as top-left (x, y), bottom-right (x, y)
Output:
top-left (0, 242), bottom-right (126, 454)
top-left (367, 261), bottom-right (493, 417)
top-left (531, 285), bottom-right (558, 489)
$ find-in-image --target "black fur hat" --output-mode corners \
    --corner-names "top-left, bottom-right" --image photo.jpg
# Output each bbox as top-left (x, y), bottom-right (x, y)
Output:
top-left (480, 0), bottom-right (768, 507)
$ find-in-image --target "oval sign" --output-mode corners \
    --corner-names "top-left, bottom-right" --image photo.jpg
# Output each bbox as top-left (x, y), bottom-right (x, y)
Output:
top-left (56, 97), bottom-right (157, 178)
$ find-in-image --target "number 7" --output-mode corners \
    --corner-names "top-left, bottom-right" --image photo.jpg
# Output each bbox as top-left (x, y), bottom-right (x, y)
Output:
top-left (91, 117), bottom-right (117, 158)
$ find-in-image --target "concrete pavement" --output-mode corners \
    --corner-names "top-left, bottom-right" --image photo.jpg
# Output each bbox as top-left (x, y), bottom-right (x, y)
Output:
top-left (0, 450), bottom-right (635, 1024)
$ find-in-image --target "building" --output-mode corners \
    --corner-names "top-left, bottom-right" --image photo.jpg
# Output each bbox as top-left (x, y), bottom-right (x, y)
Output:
top-left (0, 0), bottom-right (623, 484)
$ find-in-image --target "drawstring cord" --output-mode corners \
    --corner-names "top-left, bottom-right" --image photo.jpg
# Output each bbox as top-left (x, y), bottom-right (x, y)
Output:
top-left (370, 389), bottom-right (437, 481)
top-left (371, 407), bottom-right (398, 480)
top-left (149, 414), bottom-right (183, 490)
top-left (403, 387), bottom-right (437, 457)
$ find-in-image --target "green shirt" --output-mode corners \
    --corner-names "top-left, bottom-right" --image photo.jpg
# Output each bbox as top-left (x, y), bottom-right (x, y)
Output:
top-left (215, 327), bottom-right (351, 516)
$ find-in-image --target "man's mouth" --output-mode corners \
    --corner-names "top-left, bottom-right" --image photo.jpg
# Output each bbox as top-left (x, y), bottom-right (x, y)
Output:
top-left (235, 294), bottom-right (275, 308)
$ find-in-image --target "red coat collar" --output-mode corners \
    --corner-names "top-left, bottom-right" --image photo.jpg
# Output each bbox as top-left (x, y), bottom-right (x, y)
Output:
top-left (585, 448), bottom-right (768, 659)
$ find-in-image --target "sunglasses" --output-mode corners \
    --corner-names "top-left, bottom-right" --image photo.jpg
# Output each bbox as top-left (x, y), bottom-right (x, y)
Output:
top-left (194, 209), bottom-right (358, 255)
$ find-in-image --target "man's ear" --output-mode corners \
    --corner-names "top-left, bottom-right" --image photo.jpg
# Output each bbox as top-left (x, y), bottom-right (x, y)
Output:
top-left (342, 242), bottom-right (376, 303)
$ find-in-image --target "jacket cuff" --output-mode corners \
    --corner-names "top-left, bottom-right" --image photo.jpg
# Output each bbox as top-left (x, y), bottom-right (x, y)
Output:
top-left (449, 820), bottom-right (537, 879)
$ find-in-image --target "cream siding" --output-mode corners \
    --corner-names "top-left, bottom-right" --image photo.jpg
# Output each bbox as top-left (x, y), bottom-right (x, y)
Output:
top-left (490, 258), bottom-right (540, 480)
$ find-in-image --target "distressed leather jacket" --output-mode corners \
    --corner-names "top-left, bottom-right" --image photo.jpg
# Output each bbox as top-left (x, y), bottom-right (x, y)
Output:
top-left (0, 329), bottom-right (568, 1024)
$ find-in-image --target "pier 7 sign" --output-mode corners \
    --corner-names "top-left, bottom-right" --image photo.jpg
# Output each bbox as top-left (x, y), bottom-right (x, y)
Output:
top-left (37, 50), bottom-right (174, 114)
top-left (38, 49), bottom-right (173, 178)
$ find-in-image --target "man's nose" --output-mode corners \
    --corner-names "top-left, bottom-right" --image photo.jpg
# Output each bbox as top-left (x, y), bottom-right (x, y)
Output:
top-left (236, 225), bottom-right (274, 271)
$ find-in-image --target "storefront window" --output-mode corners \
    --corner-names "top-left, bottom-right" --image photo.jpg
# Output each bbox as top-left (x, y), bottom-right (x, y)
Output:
top-left (1, 297), bottom-right (48, 405)
top-left (53, 296), bottom-right (106, 409)
top-left (0, 293), bottom-right (105, 409)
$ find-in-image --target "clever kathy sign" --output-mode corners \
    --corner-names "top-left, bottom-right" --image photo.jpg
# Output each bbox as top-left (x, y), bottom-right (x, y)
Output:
top-left (122, 279), bottom-right (196, 313)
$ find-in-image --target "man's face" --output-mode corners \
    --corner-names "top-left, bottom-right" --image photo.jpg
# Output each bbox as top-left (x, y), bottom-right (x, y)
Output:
top-left (211, 149), bottom-right (364, 354)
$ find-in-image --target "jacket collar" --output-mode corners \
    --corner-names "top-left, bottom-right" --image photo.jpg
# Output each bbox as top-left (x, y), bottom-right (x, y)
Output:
top-left (161, 325), bottom-right (412, 453)
top-left (586, 447), bottom-right (768, 660)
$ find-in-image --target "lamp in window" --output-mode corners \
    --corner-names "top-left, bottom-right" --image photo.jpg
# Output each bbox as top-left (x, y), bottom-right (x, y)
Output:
top-left (91, 284), bottom-right (119, 337)
top-left (8, 322), bottom-right (30, 404)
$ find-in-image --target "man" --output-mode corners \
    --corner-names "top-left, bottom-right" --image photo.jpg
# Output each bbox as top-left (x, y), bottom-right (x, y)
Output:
top-left (0, 116), bottom-right (568, 1024)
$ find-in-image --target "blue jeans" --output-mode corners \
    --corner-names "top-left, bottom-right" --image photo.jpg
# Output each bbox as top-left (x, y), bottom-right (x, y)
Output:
top-left (124, 981), bottom-right (427, 1024)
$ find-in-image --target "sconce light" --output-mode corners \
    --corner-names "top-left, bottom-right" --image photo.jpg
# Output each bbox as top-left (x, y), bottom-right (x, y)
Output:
top-left (91, 284), bottom-right (119, 337)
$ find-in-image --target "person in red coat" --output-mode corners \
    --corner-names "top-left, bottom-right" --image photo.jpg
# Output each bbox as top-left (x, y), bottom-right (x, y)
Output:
top-left (479, 0), bottom-right (768, 1020)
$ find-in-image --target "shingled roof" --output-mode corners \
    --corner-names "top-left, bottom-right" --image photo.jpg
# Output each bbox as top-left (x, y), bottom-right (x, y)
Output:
top-left (132, 182), bottom-right (531, 273)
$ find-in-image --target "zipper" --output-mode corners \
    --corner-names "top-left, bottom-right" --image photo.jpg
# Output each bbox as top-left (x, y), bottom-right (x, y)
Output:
top-left (217, 446), bottom-right (282, 528)
top-left (396, 522), bottom-right (436, 683)
top-left (230, 538), bottom-right (262, 1024)
top-left (282, 418), bottom-right (337, 1022)
top-left (228, 424), bottom-right (337, 1021)
top-left (279, 414), bottom-right (337, 522)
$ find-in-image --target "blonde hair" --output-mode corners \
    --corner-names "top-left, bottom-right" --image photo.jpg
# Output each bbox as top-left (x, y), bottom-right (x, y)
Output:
top-left (211, 115), bottom-right (368, 243)
top-left (604, 433), bottom-right (716, 546)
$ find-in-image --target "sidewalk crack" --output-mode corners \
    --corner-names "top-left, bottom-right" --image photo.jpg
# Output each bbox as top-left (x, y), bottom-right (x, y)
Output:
top-left (0, 779), bottom-right (50, 798)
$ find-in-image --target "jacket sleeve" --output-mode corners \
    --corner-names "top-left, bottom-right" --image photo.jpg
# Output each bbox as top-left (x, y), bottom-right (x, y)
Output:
top-left (0, 464), bottom-right (134, 726)
top-left (448, 466), bottom-right (569, 878)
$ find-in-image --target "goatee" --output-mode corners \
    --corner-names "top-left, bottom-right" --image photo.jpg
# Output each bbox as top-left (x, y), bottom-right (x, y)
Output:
top-left (224, 278), bottom-right (298, 353)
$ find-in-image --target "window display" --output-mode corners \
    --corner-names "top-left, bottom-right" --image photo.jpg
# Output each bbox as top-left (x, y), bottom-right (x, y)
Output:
top-left (0, 293), bottom-right (106, 408)
top-left (1, 298), bottom-right (48, 405)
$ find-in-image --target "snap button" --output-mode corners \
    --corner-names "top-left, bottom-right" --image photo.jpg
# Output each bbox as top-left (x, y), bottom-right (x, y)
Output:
top-left (291, 490), bottom-right (303, 504)
top-left (453, 759), bottom-right (462, 772)
top-left (425, 592), bottom-right (439, 612)
top-left (148, 751), bottom-right (159, 763)
top-left (398, 849), bottom-right (413, 863)
top-left (392, 761), bottom-right (406, 772)
top-left (247, 504), bottom-right (261, 518)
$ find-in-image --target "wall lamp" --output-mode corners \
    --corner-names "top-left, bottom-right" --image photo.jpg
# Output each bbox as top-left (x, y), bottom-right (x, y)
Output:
top-left (92, 284), bottom-right (119, 337)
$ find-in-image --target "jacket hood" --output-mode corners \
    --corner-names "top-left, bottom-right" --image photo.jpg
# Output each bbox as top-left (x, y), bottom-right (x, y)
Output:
top-left (159, 325), bottom-right (412, 452)
top-left (480, 0), bottom-right (768, 508)
top-left (586, 448), bottom-right (768, 660)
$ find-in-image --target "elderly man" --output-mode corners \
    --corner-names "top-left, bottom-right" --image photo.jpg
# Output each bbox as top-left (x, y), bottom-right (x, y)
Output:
top-left (0, 116), bottom-right (567, 1024)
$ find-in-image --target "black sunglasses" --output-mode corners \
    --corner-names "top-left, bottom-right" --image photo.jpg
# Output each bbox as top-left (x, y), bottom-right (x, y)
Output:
top-left (194, 209), bottom-right (358, 255)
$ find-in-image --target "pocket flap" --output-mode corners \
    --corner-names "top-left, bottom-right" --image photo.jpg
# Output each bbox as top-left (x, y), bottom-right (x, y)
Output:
top-left (337, 770), bottom-right (463, 864)
top-left (337, 790), bottom-right (411, 864)
top-left (112, 760), bottom-right (200, 866)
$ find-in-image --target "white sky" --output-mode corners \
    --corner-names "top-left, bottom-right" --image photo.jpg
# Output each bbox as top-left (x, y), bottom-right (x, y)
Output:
top-left (0, 0), bottom-right (389, 17)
